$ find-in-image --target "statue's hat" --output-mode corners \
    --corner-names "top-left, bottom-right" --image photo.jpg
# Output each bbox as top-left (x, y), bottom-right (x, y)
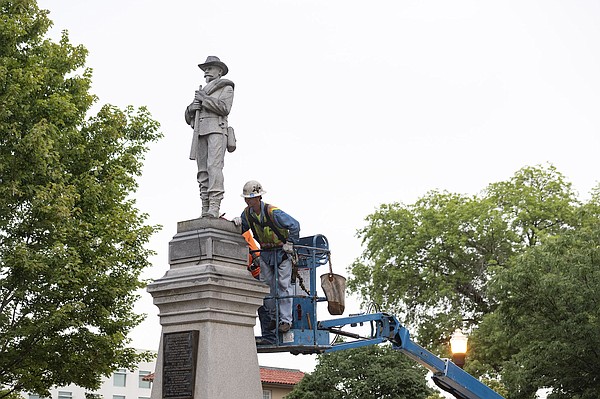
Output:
top-left (198, 56), bottom-right (229, 76)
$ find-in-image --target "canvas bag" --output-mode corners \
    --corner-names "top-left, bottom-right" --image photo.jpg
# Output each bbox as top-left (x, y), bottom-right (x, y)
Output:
top-left (226, 126), bottom-right (236, 152)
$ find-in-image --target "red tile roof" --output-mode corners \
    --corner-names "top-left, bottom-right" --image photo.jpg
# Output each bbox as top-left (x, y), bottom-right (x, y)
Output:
top-left (142, 366), bottom-right (305, 385)
top-left (260, 366), bottom-right (305, 385)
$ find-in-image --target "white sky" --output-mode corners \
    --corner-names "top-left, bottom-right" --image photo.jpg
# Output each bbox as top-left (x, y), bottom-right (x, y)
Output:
top-left (38, 0), bottom-right (600, 374)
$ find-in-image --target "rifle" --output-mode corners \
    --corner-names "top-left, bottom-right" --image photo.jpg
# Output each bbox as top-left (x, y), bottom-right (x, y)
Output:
top-left (193, 84), bottom-right (202, 130)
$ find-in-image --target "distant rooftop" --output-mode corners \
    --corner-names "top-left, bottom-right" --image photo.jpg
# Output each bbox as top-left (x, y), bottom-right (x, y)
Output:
top-left (260, 366), bottom-right (305, 386)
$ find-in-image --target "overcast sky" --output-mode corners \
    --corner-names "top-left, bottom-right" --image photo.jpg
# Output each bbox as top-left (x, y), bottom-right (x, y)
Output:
top-left (38, 0), bottom-right (600, 373)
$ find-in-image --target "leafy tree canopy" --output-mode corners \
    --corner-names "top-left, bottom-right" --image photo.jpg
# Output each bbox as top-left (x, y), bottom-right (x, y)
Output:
top-left (287, 345), bottom-right (433, 399)
top-left (0, 0), bottom-right (161, 396)
top-left (349, 164), bottom-right (579, 348)
top-left (348, 164), bottom-right (599, 397)
top-left (471, 190), bottom-right (600, 398)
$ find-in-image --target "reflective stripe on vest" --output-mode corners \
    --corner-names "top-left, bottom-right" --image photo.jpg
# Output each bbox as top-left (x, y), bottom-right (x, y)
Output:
top-left (245, 203), bottom-right (289, 247)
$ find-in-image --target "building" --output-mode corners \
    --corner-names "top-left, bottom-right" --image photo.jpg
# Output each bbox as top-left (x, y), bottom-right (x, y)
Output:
top-left (22, 358), bottom-right (304, 399)
top-left (23, 357), bottom-right (156, 399)
top-left (260, 366), bottom-right (305, 399)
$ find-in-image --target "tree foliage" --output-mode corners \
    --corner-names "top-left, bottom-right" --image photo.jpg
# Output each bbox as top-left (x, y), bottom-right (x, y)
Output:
top-left (348, 164), bottom-right (600, 396)
top-left (0, 0), bottom-right (161, 396)
top-left (348, 165), bottom-right (579, 347)
top-left (472, 191), bottom-right (600, 398)
top-left (286, 345), bottom-right (433, 399)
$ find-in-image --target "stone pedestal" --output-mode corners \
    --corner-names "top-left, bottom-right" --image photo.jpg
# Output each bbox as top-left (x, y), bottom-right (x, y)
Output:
top-left (148, 218), bottom-right (269, 399)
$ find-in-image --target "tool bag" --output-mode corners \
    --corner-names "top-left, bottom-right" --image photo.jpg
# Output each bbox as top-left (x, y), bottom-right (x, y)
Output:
top-left (320, 259), bottom-right (346, 315)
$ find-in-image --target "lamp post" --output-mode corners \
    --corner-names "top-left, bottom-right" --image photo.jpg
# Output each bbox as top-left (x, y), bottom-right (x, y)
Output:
top-left (450, 329), bottom-right (468, 368)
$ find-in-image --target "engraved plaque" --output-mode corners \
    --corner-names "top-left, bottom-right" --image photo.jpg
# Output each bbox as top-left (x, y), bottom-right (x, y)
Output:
top-left (162, 331), bottom-right (199, 399)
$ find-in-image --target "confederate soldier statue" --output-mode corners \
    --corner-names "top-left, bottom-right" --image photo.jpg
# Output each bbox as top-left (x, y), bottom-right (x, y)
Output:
top-left (184, 56), bottom-right (235, 218)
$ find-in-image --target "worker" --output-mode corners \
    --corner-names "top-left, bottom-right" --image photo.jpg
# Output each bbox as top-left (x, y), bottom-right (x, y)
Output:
top-left (233, 180), bottom-right (300, 345)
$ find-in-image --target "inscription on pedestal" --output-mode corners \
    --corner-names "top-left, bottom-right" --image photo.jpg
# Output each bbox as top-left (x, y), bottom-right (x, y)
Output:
top-left (162, 331), bottom-right (199, 399)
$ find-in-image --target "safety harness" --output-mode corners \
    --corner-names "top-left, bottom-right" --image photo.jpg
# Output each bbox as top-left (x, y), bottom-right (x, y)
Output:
top-left (245, 203), bottom-right (288, 248)
top-left (245, 203), bottom-right (309, 295)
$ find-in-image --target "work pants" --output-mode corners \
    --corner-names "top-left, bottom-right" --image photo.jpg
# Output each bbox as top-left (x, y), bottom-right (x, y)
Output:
top-left (260, 255), bottom-right (294, 326)
top-left (258, 305), bottom-right (276, 343)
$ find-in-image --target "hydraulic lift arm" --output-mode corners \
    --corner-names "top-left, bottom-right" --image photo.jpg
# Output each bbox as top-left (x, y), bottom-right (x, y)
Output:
top-left (319, 313), bottom-right (504, 399)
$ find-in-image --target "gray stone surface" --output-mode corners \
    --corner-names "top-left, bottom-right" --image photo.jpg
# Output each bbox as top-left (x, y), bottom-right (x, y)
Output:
top-left (169, 218), bottom-right (246, 268)
top-left (177, 216), bottom-right (241, 234)
top-left (184, 56), bottom-right (235, 218)
top-left (148, 219), bottom-right (268, 399)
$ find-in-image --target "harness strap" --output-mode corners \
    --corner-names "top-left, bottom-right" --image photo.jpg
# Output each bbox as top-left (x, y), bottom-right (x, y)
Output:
top-left (245, 203), bottom-right (288, 246)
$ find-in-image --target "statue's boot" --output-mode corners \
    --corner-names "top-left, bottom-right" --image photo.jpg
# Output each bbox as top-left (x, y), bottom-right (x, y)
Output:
top-left (201, 197), bottom-right (210, 218)
top-left (205, 198), bottom-right (221, 218)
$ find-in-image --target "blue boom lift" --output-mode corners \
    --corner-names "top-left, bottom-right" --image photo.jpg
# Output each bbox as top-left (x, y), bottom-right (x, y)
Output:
top-left (256, 234), bottom-right (505, 399)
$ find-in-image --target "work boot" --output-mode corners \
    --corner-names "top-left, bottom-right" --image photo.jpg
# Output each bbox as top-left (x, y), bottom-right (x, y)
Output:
top-left (255, 336), bottom-right (276, 345)
top-left (278, 322), bottom-right (291, 333)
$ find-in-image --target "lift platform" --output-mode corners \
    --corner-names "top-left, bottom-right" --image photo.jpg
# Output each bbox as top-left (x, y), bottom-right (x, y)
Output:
top-left (256, 234), bottom-right (333, 354)
top-left (254, 234), bottom-right (505, 399)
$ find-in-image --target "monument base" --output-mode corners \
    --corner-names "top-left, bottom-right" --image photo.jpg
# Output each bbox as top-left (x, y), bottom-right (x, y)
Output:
top-left (148, 218), bottom-right (269, 399)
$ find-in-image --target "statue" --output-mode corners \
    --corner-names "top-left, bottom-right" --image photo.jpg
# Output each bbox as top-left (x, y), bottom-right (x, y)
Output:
top-left (184, 56), bottom-right (235, 218)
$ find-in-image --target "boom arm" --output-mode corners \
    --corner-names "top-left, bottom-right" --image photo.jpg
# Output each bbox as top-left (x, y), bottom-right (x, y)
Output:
top-left (319, 313), bottom-right (504, 399)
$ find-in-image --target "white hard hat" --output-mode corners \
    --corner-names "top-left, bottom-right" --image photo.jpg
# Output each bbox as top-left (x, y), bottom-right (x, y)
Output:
top-left (241, 180), bottom-right (266, 198)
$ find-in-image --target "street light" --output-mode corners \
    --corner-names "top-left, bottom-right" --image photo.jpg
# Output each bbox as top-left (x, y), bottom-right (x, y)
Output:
top-left (450, 329), bottom-right (468, 368)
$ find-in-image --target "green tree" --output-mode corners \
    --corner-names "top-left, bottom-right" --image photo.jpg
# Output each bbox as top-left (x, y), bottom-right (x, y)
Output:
top-left (472, 189), bottom-right (600, 399)
top-left (348, 165), bottom-right (579, 348)
top-left (485, 164), bottom-right (579, 247)
top-left (286, 345), bottom-right (433, 399)
top-left (348, 164), bottom-right (599, 395)
top-left (0, 0), bottom-right (161, 396)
